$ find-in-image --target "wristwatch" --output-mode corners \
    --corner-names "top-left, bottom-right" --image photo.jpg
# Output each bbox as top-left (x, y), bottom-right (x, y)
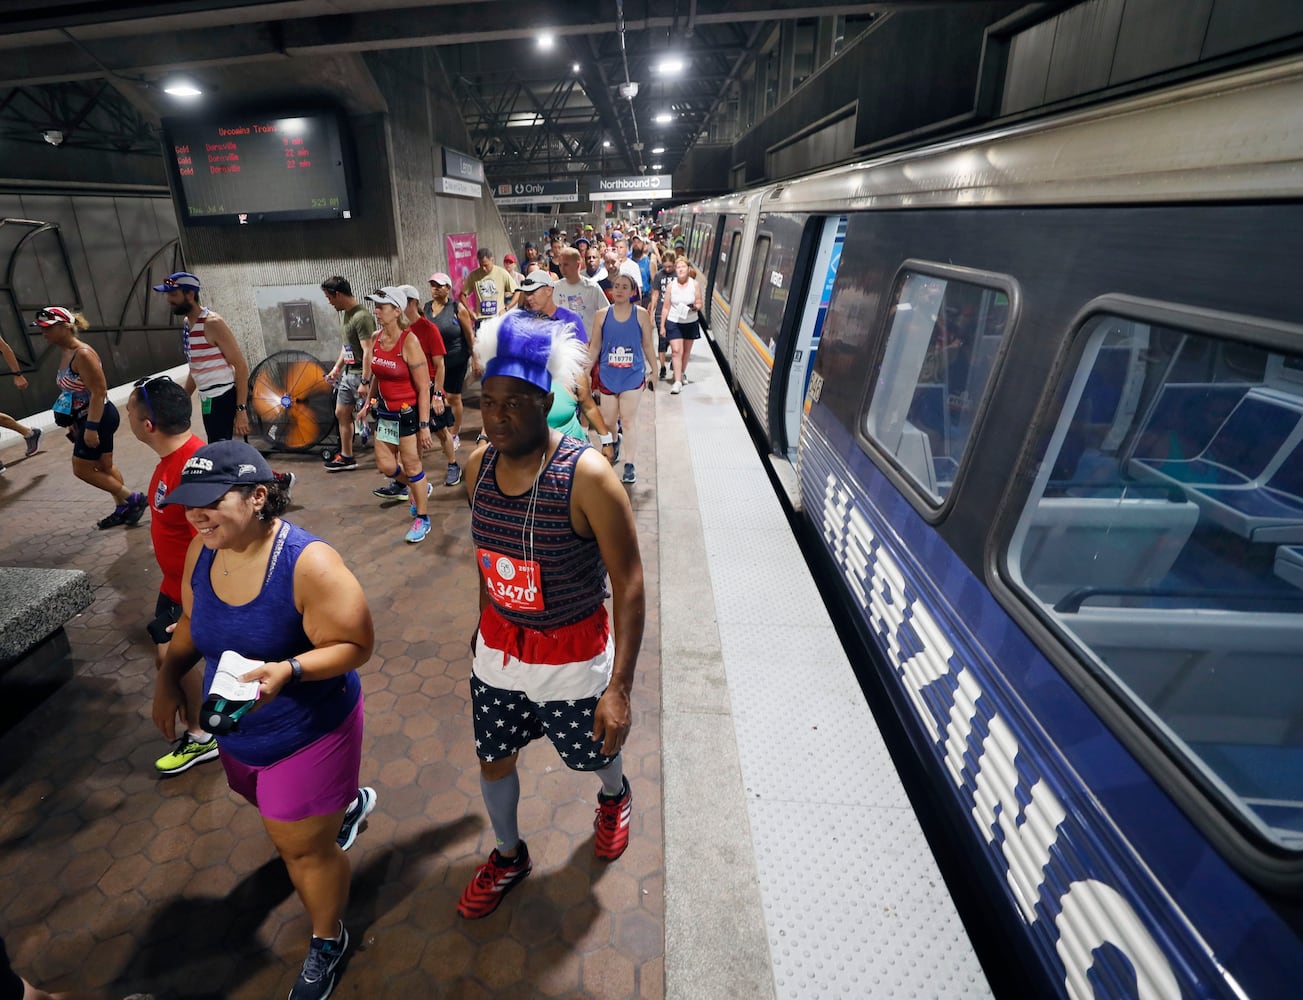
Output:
top-left (235, 403), bottom-right (248, 412)
top-left (288, 657), bottom-right (303, 684)
top-left (419, 420), bottom-right (430, 428)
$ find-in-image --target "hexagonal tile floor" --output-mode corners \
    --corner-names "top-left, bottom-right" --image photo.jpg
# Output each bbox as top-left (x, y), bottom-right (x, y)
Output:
top-left (0, 385), bottom-right (663, 999)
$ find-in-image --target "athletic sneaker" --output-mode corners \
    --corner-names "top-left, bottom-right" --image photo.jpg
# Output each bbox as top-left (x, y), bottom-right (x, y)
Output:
top-left (154, 733), bottom-right (219, 775)
top-left (336, 787), bottom-right (377, 851)
top-left (323, 453), bottom-right (357, 472)
top-left (594, 777), bottom-right (633, 861)
top-left (457, 842), bottom-right (532, 919)
top-left (405, 516), bottom-right (431, 544)
top-left (122, 491), bottom-right (149, 526)
top-left (444, 463), bottom-right (463, 487)
top-left (289, 925), bottom-right (349, 1000)
top-left (373, 479), bottom-right (407, 500)
top-left (452, 434), bottom-right (461, 452)
top-left (613, 432), bottom-right (622, 463)
top-left (621, 463), bottom-right (636, 484)
top-left (97, 502), bottom-right (131, 529)
top-left (670, 381), bottom-right (682, 395)
top-left (23, 427), bottom-right (41, 456)
top-left (658, 364), bottom-right (667, 381)
top-left (408, 481), bottom-right (435, 516)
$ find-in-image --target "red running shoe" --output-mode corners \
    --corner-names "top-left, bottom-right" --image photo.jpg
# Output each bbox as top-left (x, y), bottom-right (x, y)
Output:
top-left (457, 842), bottom-right (532, 919)
top-left (594, 777), bottom-right (633, 861)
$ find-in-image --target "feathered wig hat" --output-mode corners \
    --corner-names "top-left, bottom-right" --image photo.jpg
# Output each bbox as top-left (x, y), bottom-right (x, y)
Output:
top-left (474, 311), bottom-right (588, 393)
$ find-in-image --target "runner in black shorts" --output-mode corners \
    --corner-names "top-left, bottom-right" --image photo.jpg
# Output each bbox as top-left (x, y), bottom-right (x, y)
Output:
top-left (423, 272), bottom-right (479, 453)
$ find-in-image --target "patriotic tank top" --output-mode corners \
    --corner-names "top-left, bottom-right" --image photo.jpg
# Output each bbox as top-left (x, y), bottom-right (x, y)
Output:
top-left (183, 308), bottom-right (235, 399)
top-left (55, 353), bottom-right (90, 409)
top-left (471, 435), bottom-right (608, 630)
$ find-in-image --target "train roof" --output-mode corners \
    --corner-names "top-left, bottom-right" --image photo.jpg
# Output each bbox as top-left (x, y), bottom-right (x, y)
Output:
top-left (716, 55), bottom-right (1303, 213)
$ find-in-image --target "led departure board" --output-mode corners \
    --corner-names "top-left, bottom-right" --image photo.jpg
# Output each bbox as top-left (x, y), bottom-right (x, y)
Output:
top-left (162, 111), bottom-right (354, 226)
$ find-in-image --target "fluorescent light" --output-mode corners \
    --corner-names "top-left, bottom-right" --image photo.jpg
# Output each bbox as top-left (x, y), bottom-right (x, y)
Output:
top-left (651, 164), bottom-right (662, 171)
top-left (163, 79), bottom-right (203, 98)
top-left (657, 57), bottom-right (685, 75)
top-left (602, 139), bottom-right (612, 148)
top-left (653, 112), bottom-right (673, 124)
top-left (537, 32), bottom-right (554, 49)
top-left (572, 62), bottom-right (581, 73)
top-left (651, 146), bottom-right (665, 154)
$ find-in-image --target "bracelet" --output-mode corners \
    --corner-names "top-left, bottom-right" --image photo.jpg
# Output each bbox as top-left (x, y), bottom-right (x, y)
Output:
top-left (83, 421), bottom-right (100, 430)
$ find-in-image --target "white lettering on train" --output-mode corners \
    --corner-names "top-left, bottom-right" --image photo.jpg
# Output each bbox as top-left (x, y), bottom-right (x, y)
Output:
top-left (821, 472), bottom-right (1180, 999)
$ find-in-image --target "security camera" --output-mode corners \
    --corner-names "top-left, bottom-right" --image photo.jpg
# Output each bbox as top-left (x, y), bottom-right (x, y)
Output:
top-left (42, 130), bottom-right (64, 146)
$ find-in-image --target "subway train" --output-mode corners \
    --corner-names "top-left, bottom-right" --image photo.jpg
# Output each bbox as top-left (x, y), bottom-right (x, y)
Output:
top-left (663, 54), bottom-right (1303, 999)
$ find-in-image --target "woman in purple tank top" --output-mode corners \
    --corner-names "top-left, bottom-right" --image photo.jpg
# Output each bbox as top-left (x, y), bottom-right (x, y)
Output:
top-left (151, 440), bottom-right (375, 997)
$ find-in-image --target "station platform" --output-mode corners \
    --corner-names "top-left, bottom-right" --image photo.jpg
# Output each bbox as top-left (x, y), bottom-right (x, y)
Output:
top-left (0, 346), bottom-right (988, 998)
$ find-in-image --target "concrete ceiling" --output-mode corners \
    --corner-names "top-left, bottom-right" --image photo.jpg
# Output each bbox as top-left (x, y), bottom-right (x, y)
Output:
top-left (0, 1), bottom-right (903, 180)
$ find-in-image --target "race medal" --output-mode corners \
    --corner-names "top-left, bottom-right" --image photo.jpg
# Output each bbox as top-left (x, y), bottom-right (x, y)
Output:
top-left (477, 548), bottom-right (543, 612)
top-left (377, 418), bottom-right (400, 445)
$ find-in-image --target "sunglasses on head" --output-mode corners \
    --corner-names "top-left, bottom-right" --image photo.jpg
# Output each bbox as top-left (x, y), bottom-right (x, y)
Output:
top-left (133, 374), bottom-right (174, 424)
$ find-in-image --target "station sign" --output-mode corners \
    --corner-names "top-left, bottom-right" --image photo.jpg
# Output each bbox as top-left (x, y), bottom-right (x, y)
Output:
top-left (493, 179), bottom-right (580, 206)
top-left (441, 147), bottom-right (485, 184)
top-left (433, 176), bottom-right (481, 199)
top-left (590, 174), bottom-right (673, 201)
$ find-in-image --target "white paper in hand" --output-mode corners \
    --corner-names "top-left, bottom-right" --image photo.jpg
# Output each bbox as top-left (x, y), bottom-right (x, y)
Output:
top-left (210, 650), bottom-right (263, 702)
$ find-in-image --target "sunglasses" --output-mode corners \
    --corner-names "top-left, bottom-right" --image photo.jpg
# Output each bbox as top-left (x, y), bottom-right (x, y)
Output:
top-left (133, 374), bottom-right (174, 423)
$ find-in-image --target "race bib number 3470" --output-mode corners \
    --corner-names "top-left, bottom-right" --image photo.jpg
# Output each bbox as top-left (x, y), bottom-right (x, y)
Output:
top-left (477, 547), bottom-right (543, 611)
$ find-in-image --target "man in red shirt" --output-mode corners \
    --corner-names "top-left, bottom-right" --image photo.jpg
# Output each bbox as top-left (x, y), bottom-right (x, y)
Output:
top-left (126, 374), bottom-right (217, 775)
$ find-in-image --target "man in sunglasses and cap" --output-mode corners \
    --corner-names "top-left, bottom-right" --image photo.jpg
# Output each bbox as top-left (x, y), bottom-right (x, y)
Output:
top-left (153, 271), bottom-right (251, 443)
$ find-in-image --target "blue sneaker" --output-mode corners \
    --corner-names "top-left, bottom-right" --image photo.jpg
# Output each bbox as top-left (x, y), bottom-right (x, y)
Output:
top-left (289, 925), bottom-right (348, 1000)
top-left (336, 787), bottom-right (376, 852)
top-left (408, 480), bottom-right (434, 516)
top-left (444, 463), bottom-right (463, 487)
top-left (621, 463), bottom-right (636, 484)
top-left (405, 516), bottom-right (431, 544)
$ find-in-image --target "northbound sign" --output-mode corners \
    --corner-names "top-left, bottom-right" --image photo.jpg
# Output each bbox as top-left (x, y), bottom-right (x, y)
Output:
top-left (590, 174), bottom-right (673, 201)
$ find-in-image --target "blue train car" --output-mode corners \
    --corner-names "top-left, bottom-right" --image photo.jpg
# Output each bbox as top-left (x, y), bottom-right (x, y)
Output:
top-left (677, 56), bottom-right (1303, 998)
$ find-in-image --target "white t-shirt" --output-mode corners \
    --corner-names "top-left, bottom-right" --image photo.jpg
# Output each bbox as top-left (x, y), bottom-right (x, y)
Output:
top-left (554, 277), bottom-right (609, 343)
top-left (667, 277), bottom-right (700, 324)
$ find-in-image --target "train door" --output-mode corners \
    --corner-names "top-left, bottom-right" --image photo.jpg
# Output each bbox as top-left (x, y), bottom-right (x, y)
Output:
top-left (707, 212), bottom-right (748, 373)
top-left (775, 215), bottom-right (847, 460)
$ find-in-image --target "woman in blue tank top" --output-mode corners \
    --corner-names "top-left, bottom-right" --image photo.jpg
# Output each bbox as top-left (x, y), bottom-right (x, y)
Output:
top-left (589, 274), bottom-right (657, 485)
top-left (151, 440), bottom-right (375, 997)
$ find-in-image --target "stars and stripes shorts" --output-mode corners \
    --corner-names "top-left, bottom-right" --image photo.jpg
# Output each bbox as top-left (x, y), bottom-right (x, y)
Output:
top-left (470, 676), bottom-right (617, 772)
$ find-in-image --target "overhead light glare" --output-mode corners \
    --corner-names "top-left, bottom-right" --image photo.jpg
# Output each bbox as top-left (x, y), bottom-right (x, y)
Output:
top-left (657, 57), bottom-right (686, 75)
top-left (651, 146), bottom-right (665, 154)
top-left (537, 32), bottom-right (555, 49)
top-left (602, 139), bottom-right (612, 148)
top-left (653, 112), bottom-right (673, 124)
top-left (163, 79), bottom-right (203, 98)
top-left (651, 164), bottom-right (662, 171)
top-left (572, 62), bottom-right (581, 73)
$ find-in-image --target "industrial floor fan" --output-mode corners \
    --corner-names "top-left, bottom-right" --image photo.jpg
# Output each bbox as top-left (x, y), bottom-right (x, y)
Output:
top-left (248, 350), bottom-right (336, 452)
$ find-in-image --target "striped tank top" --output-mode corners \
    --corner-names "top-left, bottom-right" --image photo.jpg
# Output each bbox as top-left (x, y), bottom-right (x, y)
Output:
top-left (183, 307), bottom-right (235, 399)
top-left (471, 435), bottom-right (608, 630)
top-left (56, 353), bottom-right (90, 409)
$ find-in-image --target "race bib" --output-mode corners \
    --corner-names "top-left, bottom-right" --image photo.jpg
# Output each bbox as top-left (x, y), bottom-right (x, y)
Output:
top-left (606, 346), bottom-right (634, 369)
top-left (343, 344), bottom-right (356, 364)
top-left (53, 390), bottom-right (73, 415)
top-left (477, 547), bottom-right (543, 612)
top-left (377, 418), bottom-right (400, 445)
top-left (480, 298), bottom-right (498, 317)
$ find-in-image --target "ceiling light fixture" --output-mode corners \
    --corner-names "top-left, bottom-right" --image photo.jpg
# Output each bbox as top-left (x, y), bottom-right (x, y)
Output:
top-left (602, 139), bottom-right (612, 148)
top-left (572, 62), bottom-right (581, 73)
top-left (163, 79), bottom-right (203, 99)
top-left (651, 163), bottom-right (662, 171)
top-left (537, 32), bottom-right (555, 50)
top-left (653, 112), bottom-right (673, 124)
top-left (651, 146), bottom-right (665, 154)
top-left (656, 57), bottom-right (685, 75)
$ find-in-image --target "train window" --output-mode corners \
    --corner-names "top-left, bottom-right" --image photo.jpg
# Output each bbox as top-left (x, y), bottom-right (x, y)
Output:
top-left (863, 271), bottom-right (1011, 502)
top-left (1007, 313), bottom-right (1303, 851)
top-left (744, 236), bottom-right (772, 324)
top-left (719, 228), bottom-right (743, 302)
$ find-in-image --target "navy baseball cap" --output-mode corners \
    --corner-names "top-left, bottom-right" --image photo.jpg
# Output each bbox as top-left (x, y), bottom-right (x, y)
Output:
top-left (160, 440), bottom-right (273, 508)
top-left (153, 271), bottom-right (201, 293)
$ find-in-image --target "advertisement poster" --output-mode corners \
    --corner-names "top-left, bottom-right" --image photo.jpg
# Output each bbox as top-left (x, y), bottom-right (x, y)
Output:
top-left (445, 232), bottom-right (479, 299)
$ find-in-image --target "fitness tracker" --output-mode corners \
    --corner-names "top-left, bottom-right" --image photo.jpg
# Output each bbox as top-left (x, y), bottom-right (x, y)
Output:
top-left (288, 656), bottom-right (304, 684)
